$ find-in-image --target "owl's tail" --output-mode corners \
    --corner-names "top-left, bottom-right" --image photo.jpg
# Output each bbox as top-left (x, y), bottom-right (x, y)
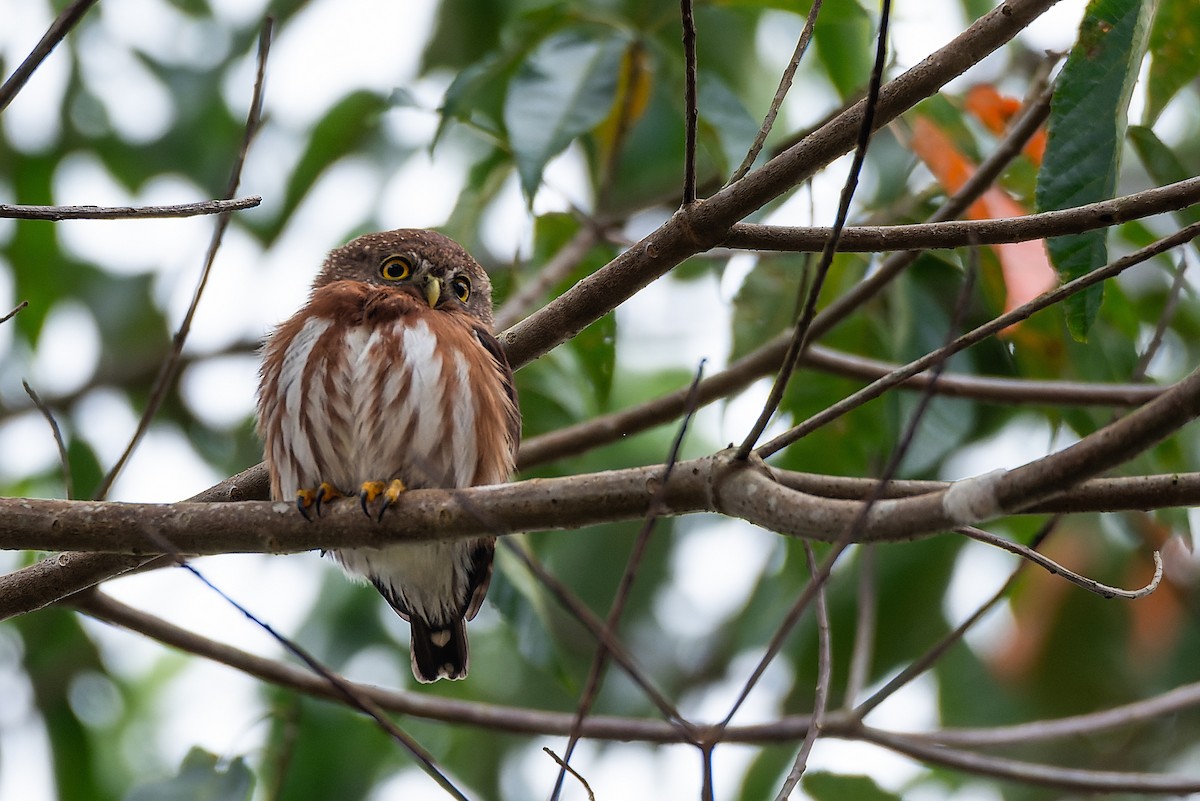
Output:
top-left (409, 617), bottom-right (469, 682)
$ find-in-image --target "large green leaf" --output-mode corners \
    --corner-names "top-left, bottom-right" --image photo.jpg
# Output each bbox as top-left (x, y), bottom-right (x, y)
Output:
top-left (1035, 0), bottom-right (1156, 340)
top-left (1145, 0), bottom-right (1200, 124)
top-left (504, 26), bottom-right (628, 201)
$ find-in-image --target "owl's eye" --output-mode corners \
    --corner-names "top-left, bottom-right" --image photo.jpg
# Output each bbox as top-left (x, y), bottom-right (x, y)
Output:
top-left (380, 255), bottom-right (413, 281)
top-left (451, 275), bottom-right (471, 302)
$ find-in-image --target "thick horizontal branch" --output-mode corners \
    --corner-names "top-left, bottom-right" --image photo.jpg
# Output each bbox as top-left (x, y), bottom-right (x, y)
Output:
top-left (3, 458), bottom-right (1199, 560)
top-left (0, 196), bottom-right (261, 220)
top-left (723, 177), bottom-right (1200, 252)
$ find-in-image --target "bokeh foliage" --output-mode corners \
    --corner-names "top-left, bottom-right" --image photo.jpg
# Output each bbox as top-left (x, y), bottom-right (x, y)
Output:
top-left (1, 0), bottom-right (1199, 799)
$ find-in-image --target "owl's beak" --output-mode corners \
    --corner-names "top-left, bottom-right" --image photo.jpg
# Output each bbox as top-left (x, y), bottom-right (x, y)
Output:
top-left (421, 274), bottom-right (440, 308)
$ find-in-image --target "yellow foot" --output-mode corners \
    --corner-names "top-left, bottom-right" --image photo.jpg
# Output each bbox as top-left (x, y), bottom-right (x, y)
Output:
top-left (296, 482), bottom-right (342, 521)
top-left (359, 478), bottom-right (407, 521)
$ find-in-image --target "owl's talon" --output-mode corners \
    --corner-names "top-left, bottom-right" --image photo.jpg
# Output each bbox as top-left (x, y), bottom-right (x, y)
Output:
top-left (360, 481), bottom-right (385, 517)
top-left (359, 478), bottom-right (406, 520)
top-left (296, 489), bottom-right (317, 522)
top-left (297, 483), bottom-right (342, 520)
top-left (314, 482), bottom-right (342, 516)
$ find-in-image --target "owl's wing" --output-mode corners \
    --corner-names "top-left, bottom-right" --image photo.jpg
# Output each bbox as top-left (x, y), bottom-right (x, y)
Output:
top-left (472, 325), bottom-right (521, 459)
top-left (460, 326), bottom-right (519, 622)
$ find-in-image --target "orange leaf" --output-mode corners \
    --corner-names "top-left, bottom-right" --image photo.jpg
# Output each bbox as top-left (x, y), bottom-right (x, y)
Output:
top-left (911, 116), bottom-right (1057, 323)
top-left (965, 84), bottom-right (1046, 166)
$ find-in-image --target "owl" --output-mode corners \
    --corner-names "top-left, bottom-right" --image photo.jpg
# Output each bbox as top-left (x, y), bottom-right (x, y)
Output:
top-left (256, 229), bottom-right (520, 682)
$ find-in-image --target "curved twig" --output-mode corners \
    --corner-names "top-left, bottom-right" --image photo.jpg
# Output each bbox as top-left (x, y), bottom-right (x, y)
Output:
top-left (957, 525), bottom-right (1163, 600)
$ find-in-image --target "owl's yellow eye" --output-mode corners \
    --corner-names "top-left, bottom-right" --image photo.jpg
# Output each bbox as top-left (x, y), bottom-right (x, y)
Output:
top-left (451, 275), bottom-right (471, 302)
top-left (380, 255), bottom-right (413, 281)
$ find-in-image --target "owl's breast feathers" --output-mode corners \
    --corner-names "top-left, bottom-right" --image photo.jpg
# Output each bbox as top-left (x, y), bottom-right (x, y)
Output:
top-left (257, 279), bottom-right (519, 502)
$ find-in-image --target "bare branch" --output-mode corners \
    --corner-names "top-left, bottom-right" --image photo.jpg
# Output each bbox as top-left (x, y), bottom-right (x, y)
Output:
top-left (22, 380), bottom-right (72, 499)
top-left (0, 196), bottom-right (262, 221)
top-left (494, 225), bottom-right (603, 331)
top-left (165, 560), bottom-right (470, 800)
top-left (543, 749), bottom-right (595, 801)
top-left (775, 543), bottom-right (832, 800)
top-left (0, 300), bottom-right (28, 324)
top-left (729, 1), bottom-right (823, 184)
top-left (920, 680), bottom-right (1200, 747)
top-left (0, 0), bottom-right (98, 113)
top-left (680, 0), bottom-right (698, 205)
top-left (7, 451), bottom-right (1200, 563)
top-left (723, 177), bottom-right (1200, 252)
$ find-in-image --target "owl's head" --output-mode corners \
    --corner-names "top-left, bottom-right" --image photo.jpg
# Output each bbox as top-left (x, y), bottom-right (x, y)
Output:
top-left (314, 229), bottom-right (496, 327)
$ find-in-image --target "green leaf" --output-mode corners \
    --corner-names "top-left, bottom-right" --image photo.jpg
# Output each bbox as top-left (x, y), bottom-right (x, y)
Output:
top-left (1035, 0), bottom-right (1156, 340)
top-left (731, 256), bottom-right (804, 362)
top-left (125, 748), bottom-right (252, 801)
top-left (696, 72), bottom-right (759, 176)
top-left (274, 91), bottom-right (390, 240)
top-left (813, 0), bottom-right (873, 99)
top-left (504, 27), bottom-right (627, 201)
top-left (1145, 0), bottom-right (1200, 124)
top-left (802, 772), bottom-right (902, 801)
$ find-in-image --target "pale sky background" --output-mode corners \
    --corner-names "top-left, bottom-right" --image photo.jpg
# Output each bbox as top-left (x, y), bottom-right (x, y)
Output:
top-left (0, 1), bottom-right (1143, 799)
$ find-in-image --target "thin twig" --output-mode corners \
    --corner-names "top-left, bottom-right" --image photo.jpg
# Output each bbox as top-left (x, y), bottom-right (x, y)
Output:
top-left (957, 526), bottom-right (1162, 599)
top-left (0, 196), bottom-right (262, 221)
top-left (774, 543), bottom-right (832, 800)
top-left (729, 0), bottom-right (823, 183)
top-left (680, 0), bottom-right (699, 205)
top-left (843, 544), bottom-right (876, 706)
top-left (1133, 255), bottom-right (1189, 382)
top-left (735, 0), bottom-right (891, 458)
top-left (551, 360), bottom-right (706, 800)
top-left (93, 22), bottom-right (272, 500)
top-left (500, 538), bottom-right (698, 742)
top-left (494, 226), bottom-right (603, 331)
top-left (0, 0), bottom-right (98, 113)
top-left (21, 381), bottom-right (72, 499)
top-left (154, 559), bottom-right (469, 800)
top-left (0, 300), bottom-right (28, 324)
top-left (543, 749), bottom-right (595, 801)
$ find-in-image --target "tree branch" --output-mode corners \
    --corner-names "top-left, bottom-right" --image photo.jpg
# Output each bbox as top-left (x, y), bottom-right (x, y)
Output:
top-left (722, 177), bottom-right (1200, 252)
top-left (0, 0), bottom-right (98, 113)
top-left (0, 196), bottom-right (262, 220)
